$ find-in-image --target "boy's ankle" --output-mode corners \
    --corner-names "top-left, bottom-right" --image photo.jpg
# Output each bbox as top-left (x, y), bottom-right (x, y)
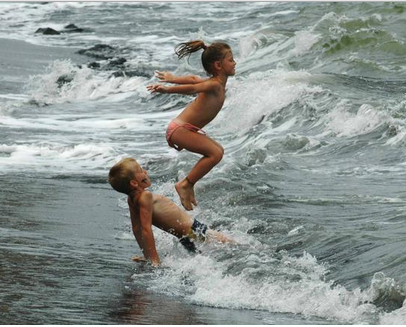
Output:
top-left (185, 177), bottom-right (195, 186)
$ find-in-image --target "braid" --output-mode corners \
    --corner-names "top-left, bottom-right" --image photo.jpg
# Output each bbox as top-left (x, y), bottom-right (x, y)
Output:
top-left (175, 40), bottom-right (207, 60)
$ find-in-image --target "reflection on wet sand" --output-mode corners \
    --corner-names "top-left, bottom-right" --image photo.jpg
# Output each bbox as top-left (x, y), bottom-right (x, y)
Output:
top-left (109, 284), bottom-right (268, 325)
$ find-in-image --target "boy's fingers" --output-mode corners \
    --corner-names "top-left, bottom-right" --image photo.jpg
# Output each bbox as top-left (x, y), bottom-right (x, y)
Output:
top-left (147, 85), bottom-right (157, 93)
top-left (131, 255), bottom-right (146, 262)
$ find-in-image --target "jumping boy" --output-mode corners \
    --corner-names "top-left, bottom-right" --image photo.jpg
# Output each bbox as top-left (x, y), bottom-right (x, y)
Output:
top-left (108, 158), bottom-right (232, 267)
top-left (147, 40), bottom-right (236, 211)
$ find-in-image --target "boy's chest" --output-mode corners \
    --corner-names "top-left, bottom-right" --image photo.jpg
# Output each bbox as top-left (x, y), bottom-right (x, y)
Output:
top-left (201, 90), bottom-right (225, 110)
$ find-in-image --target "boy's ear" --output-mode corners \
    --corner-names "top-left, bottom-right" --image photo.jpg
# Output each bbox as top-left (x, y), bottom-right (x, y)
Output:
top-left (213, 60), bottom-right (222, 71)
top-left (129, 179), bottom-right (138, 189)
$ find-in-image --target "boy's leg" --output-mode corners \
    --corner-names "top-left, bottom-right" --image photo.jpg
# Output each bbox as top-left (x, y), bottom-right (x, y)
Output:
top-left (206, 229), bottom-right (234, 244)
top-left (170, 128), bottom-right (224, 210)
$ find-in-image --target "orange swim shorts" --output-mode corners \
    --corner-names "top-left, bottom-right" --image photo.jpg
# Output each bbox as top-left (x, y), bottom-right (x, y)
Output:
top-left (166, 120), bottom-right (206, 151)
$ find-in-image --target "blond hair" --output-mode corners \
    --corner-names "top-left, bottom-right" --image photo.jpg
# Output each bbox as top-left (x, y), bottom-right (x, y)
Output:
top-left (108, 158), bottom-right (137, 195)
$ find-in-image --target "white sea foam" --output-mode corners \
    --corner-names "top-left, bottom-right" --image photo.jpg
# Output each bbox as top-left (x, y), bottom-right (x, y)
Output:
top-left (292, 30), bottom-right (321, 56)
top-left (0, 114), bottom-right (156, 133)
top-left (0, 142), bottom-right (115, 173)
top-left (325, 103), bottom-right (393, 138)
top-left (380, 305), bottom-right (406, 325)
top-left (135, 247), bottom-right (397, 324)
top-left (213, 69), bottom-right (323, 137)
top-left (27, 60), bottom-right (148, 106)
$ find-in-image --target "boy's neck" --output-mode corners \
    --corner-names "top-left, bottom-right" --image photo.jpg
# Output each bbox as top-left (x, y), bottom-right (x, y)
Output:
top-left (213, 73), bottom-right (228, 86)
top-left (129, 187), bottom-right (145, 201)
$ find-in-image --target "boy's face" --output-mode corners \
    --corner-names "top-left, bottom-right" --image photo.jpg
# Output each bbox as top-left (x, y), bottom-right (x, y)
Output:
top-left (130, 161), bottom-right (151, 189)
top-left (221, 50), bottom-right (236, 76)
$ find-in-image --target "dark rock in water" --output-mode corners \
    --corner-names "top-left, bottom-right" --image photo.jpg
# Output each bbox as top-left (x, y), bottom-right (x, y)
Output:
top-left (63, 23), bottom-right (84, 33)
top-left (88, 62), bottom-right (101, 69)
top-left (108, 57), bottom-right (127, 67)
top-left (65, 23), bottom-right (78, 29)
top-left (87, 58), bottom-right (129, 71)
top-left (111, 70), bottom-right (151, 79)
top-left (76, 44), bottom-right (117, 60)
top-left (89, 44), bottom-right (115, 52)
top-left (35, 27), bottom-right (60, 35)
top-left (63, 28), bottom-right (84, 33)
top-left (56, 74), bottom-right (74, 88)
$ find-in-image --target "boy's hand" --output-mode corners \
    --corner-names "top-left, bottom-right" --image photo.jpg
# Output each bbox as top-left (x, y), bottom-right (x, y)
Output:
top-left (132, 255), bottom-right (160, 267)
top-left (155, 70), bottom-right (174, 83)
top-left (147, 84), bottom-right (168, 94)
top-left (131, 255), bottom-right (147, 262)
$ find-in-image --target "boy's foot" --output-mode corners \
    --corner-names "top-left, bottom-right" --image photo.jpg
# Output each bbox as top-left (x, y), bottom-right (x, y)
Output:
top-left (175, 179), bottom-right (196, 211)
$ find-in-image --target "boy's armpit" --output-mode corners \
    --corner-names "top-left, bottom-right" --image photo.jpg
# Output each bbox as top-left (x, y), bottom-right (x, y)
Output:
top-left (138, 191), bottom-right (153, 207)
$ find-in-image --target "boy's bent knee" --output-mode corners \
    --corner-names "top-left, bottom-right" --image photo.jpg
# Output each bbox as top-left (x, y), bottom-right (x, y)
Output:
top-left (210, 148), bottom-right (223, 164)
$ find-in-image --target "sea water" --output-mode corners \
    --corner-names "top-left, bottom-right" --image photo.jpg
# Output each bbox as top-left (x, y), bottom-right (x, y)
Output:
top-left (1, 2), bottom-right (406, 324)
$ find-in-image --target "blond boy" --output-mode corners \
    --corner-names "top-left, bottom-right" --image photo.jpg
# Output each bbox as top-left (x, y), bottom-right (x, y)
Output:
top-left (108, 158), bottom-right (231, 266)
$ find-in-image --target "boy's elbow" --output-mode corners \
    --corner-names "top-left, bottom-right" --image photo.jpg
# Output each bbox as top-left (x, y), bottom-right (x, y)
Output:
top-left (141, 226), bottom-right (153, 237)
top-left (191, 76), bottom-right (201, 84)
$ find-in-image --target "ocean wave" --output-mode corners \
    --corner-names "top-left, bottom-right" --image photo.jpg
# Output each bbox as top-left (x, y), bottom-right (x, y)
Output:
top-left (130, 241), bottom-right (405, 324)
top-left (0, 142), bottom-right (115, 173)
top-left (2, 2), bottom-right (406, 324)
top-left (214, 69), bottom-right (324, 136)
top-left (325, 103), bottom-right (392, 138)
top-left (27, 59), bottom-right (149, 106)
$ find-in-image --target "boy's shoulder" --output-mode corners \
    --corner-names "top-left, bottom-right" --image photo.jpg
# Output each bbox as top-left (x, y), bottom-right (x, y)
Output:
top-left (128, 190), bottom-right (153, 207)
top-left (208, 78), bottom-right (223, 88)
top-left (136, 190), bottom-right (154, 206)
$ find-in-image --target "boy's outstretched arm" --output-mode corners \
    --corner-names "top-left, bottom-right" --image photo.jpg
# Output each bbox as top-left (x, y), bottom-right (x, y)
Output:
top-left (155, 70), bottom-right (207, 85)
top-left (130, 192), bottom-right (160, 267)
top-left (147, 79), bottom-right (221, 95)
top-left (129, 199), bottom-right (145, 252)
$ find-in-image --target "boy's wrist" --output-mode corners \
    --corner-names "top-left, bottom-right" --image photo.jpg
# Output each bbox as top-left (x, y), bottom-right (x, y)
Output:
top-left (150, 258), bottom-right (160, 267)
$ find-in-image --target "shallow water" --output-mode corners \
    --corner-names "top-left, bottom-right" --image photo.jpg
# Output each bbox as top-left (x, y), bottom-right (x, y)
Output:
top-left (1, 2), bottom-right (406, 324)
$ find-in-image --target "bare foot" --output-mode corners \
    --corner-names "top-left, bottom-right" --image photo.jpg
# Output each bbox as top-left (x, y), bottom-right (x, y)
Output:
top-left (189, 185), bottom-right (197, 207)
top-left (175, 179), bottom-right (196, 211)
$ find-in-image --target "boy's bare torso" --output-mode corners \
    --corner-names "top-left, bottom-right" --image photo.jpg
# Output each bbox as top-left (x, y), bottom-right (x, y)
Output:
top-left (177, 80), bottom-right (225, 128)
top-left (129, 193), bottom-right (193, 238)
